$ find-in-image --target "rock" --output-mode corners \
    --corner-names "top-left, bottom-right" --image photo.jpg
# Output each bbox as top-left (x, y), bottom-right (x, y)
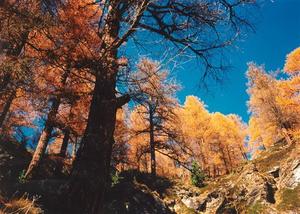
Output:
top-left (181, 196), bottom-right (199, 210)
top-left (278, 155), bottom-right (300, 189)
top-left (268, 166), bottom-right (280, 178)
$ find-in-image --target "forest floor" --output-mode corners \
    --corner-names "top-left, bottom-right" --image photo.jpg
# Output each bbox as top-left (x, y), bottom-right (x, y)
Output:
top-left (0, 140), bottom-right (299, 214)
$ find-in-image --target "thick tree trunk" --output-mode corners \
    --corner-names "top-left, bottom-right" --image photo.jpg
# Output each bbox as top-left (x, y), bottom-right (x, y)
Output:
top-left (24, 97), bottom-right (60, 178)
top-left (0, 90), bottom-right (15, 128)
top-left (67, 4), bottom-right (127, 213)
top-left (149, 105), bottom-right (156, 177)
top-left (59, 128), bottom-right (70, 157)
top-left (68, 74), bottom-right (118, 214)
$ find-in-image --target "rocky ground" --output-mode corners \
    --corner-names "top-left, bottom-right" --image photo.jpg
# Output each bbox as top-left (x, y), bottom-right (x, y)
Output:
top-left (0, 140), bottom-right (299, 213)
top-left (105, 143), bottom-right (300, 214)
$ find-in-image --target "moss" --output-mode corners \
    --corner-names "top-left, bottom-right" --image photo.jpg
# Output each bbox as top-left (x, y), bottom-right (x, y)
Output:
top-left (247, 201), bottom-right (266, 214)
top-left (253, 144), bottom-right (294, 173)
top-left (277, 184), bottom-right (300, 211)
top-left (176, 202), bottom-right (198, 214)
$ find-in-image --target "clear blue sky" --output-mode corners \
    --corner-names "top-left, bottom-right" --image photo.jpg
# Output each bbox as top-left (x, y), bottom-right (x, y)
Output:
top-left (175, 0), bottom-right (300, 122)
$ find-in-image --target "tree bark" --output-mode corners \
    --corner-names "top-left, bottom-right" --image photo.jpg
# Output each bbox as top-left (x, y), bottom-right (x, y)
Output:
top-left (0, 90), bottom-right (15, 128)
top-left (219, 145), bottom-right (230, 174)
top-left (59, 128), bottom-right (70, 157)
top-left (24, 97), bottom-right (60, 178)
top-left (24, 69), bottom-right (70, 178)
top-left (282, 128), bottom-right (293, 145)
top-left (149, 104), bottom-right (156, 177)
top-left (68, 74), bottom-right (118, 214)
top-left (67, 3), bottom-right (125, 213)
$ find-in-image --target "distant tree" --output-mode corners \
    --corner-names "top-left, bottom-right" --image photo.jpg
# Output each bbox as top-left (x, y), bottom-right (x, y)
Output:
top-left (284, 47), bottom-right (300, 74)
top-left (190, 161), bottom-right (206, 187)
top-left (247, 63), bottom-right (297, 148)
top-left (172, 96), bottom-right (247, 177)
top-left (129, 58), bottom-right (179, 176)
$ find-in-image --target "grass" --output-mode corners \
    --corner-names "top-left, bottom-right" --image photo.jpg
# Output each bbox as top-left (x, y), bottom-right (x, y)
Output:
top-left (1, 195), bottom-right (43, 214)
top-left (247, 201), bottom-right (266, 214)
top-left (175, 202), bottom-right (197, 214)
top-left (253, 143), bottom-right (294, 173)
top-left (277, 184), bottom-right (300, 211)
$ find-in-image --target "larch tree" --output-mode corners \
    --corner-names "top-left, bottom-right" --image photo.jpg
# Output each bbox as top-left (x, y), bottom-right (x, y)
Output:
top-left (0, 0), bottom-right (52, 138)
top-left (247, 63), bottom-right (297, 148)
top-left (175, 96), bottom-right (211, 172)
top-left (284, 47), bottom-right (300, 74)
top-left (282, 47), bottom-right (300, 141)
top-left (175, 96), bottom-right (247, 177)
top-left (129, 58), bottom-right (179, 176)
top-left (23, 0), bottom-right (100, 178)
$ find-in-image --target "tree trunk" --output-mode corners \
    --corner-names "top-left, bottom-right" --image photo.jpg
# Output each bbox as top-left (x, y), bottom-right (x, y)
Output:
top-left (239, 146), bottom-right (248, 160)
top-left (219, 145), bottom-right (230, 174)
top-left (225, 145), bottom-right (233, 169)
top-left (24, 97), bottom-right (60, 178)
top-left (25, 68), bottom-right (70, 178)
top-left (68, 74), bottom-right (118, 214)
top-left (0, 73), bottom-right (11, 95)
top-left (149, 104), bottom-right (156, 177)
top-left (67, 4), bottom-right (127, 213)
top-left (71, 135), bottom-right (78, 160)
top-left (282, 128), bottom-right (293, 145)
top-left (0, 90), bottom-right (15, 128)
top-left (59, 128), bottom-right (70, 157)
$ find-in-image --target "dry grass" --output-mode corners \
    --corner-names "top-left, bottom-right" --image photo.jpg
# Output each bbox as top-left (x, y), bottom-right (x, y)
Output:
top-left (1, 195), bottom-right (43, 214)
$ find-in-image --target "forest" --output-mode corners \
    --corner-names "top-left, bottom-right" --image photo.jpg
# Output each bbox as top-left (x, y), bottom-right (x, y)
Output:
top-left (0, 0), bottom-right (299, 214)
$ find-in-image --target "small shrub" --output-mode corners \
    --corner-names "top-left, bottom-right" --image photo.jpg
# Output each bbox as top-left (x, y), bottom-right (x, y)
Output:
top-left (190, 161), bottom-right (205, 187)
top-left (18, 169), bottom-right (26, 184)
top-left (111, 171), bottom-right (123, 187)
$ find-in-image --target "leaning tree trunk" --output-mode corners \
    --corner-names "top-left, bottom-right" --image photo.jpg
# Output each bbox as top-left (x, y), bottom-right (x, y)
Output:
top-left (24, 97), bottom-right (60, 178)
top-left (24, 69), bottom-right (70, 178)
top-left (149, 104), bottom-right (156, 177)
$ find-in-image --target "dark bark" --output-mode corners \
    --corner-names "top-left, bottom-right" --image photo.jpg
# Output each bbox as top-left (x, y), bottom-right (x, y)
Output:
top-left (67, 3), bottom-right (124, 213)
top-left (149, 104), bottom-right (156, 177)
top-left (68, 73), bottom-right (118, 214)
top-left (0, 90), bottom-right (15, 128)
top-left (0, 73), bottom-right (11, 95)
top-left (59, 128), bottom-right (70, 157)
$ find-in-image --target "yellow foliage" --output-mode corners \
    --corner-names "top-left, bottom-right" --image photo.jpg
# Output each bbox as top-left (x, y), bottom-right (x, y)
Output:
top-left (284, 47), bottom-right (300, 74)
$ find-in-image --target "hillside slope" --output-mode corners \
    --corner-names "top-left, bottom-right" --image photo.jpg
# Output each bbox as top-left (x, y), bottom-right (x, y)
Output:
top-left (101, 143), bottom-right (300, 214)
top-left (0, 141), bottom-right (299, 213)
top-left (160, 143), bottom-right (300, 214)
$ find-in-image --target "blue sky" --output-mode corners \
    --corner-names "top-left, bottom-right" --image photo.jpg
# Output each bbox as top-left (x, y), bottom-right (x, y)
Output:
top-left (175, 0), bottom-right (300, 122)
